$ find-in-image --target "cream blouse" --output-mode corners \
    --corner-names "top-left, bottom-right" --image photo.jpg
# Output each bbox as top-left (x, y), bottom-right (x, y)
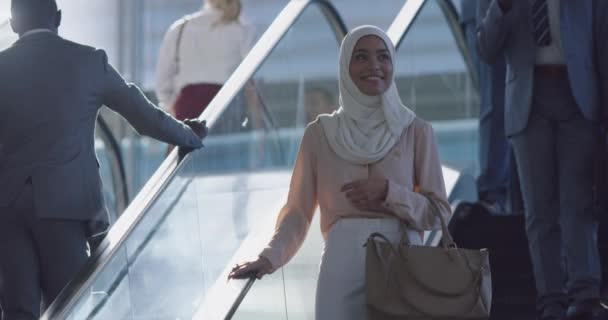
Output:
top-left (155, 7), bottom-right (255, 109)
top-left (259, 117), bottom-right (452, 270)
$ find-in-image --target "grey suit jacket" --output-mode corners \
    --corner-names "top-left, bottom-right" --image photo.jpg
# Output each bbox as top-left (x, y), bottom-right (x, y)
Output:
top-left (477, 0), bottom-right (604, 136)
top-left (0, 32), bottom-right (202, 225)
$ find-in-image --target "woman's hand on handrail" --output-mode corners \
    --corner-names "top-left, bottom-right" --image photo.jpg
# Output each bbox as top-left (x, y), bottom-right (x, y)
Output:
top-left (228, 256), bottom-right (273, 280)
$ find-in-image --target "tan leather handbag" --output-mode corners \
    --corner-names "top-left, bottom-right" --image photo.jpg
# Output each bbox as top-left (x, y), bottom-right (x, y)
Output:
top-left (365, 193), bottom-right (492, 319)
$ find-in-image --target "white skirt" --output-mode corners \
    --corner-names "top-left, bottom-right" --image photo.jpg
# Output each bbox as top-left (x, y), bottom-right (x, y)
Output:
top-left (315, 218), bottom-right (422, 320)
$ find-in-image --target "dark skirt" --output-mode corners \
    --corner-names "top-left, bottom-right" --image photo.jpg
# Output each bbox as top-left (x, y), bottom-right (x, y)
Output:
top-left (173, 83), bottom-right (222, 121)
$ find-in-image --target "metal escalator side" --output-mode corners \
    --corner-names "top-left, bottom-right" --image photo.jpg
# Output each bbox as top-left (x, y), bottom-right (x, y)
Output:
top-left (41, 0), bottom-right (346, 319)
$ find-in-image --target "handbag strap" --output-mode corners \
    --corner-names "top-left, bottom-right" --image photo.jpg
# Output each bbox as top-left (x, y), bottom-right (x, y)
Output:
top-left (421, 191), bottom-right (456, 249)
top-left (174, 16), bottom-right (190, 79)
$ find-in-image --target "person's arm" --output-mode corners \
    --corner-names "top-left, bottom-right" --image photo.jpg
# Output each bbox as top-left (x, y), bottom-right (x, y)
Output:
top-left (229, 126), bottom-right (318, 280)
top-left (382, 122), bottom-right (451, 231)
top-left (476, 0), bottom-right (513, 64)
top-left (258, 126), bottom-right (318, 270)
top-left (155, 22), bottom-right (180, 112)
top-left (98, 50), bottom-right (202, 148)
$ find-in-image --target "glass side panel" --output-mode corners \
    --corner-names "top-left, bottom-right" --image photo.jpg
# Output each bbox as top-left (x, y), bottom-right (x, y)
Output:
top-left (208, 4), bottom-right (341, 318)
top-left (57, 2), bottom-right (341, 319)
top-left (99, 0), bottom-right (284, 201)
top-left (202, 5), bottom-right (341, 173)
top-left (394, 0), bottom-right (479, 173)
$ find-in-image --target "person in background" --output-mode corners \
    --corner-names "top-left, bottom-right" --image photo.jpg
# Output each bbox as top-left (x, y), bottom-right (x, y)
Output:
top-left (460, 0), bottom-right (521, 216)
top-left (155, 0), bottom-right (255, 122)
top-left (229, 25), bottom-right (451, 319)
top-left (0, 0), bottom-right (206, 319)
top-left (478, 0), bottom-right (608, 319)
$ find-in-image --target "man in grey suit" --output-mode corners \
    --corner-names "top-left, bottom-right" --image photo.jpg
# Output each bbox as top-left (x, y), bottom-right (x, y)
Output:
top-left (0, 0), bottom-right (206, 319)
top-left (478, 0), bottom-right (608, 319)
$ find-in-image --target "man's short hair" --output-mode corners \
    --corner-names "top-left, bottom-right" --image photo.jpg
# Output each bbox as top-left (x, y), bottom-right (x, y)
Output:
top-left (11, 0), bottom-right (58, 23)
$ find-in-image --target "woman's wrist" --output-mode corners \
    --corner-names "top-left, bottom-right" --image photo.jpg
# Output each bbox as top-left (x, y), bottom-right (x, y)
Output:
top-left (259, 255), bottom-right (273, 270)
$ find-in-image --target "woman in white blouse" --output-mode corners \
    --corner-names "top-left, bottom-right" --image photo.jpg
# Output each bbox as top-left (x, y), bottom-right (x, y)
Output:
top-left (229, 25), bottom-right (451, 319)
top-left (155, 0), bottom-right (254, 121)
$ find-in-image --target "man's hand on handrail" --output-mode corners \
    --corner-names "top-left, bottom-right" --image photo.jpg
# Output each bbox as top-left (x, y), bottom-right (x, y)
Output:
top-left (178, 119), bottom-right (208, 160)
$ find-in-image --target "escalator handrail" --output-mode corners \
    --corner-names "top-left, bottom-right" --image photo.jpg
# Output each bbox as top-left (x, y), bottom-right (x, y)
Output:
top-left (96, 115), bottom-right (130, 216)
top-left (41, 1), bottom-right (346, 319)
top-left (224, 277), bottom-right (257, 319)
top-left (387, 0), bottom-right (479, 90)
top-left (436, 0), bottom-right (479, 90)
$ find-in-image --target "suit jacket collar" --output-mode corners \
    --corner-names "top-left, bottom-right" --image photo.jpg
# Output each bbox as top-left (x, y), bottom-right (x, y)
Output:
top-left (15, 30), bottom-right (59, 45)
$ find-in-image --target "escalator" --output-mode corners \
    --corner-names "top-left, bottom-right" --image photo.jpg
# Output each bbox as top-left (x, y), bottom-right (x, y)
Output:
top-left (41, 0), bottom-right (480, 319)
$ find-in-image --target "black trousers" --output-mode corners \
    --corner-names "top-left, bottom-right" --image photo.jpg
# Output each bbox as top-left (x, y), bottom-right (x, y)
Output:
top-left (0, 183), bottom-right (88, 320)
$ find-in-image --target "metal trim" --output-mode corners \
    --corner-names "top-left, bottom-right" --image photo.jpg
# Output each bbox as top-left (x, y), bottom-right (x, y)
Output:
top-left (386, 0), bottom-right (426, 48)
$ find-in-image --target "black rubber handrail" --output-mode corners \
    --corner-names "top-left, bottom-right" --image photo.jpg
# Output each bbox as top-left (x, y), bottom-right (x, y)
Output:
top-left (41, 0), bottom-right (347, 319)
top-left (96, 115), bottom-right (130, 216)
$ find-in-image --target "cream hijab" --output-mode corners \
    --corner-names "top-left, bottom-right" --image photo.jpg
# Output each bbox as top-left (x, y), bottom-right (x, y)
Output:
top-left (319, 25), bottom-right (416, 165)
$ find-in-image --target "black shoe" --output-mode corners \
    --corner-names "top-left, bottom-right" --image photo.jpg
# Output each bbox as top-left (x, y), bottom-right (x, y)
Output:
top-left (565, 299), bottom-right (601, 320)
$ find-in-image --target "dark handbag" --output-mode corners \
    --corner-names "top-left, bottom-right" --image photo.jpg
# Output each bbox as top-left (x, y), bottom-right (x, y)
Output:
top-left (365, 193), bottom-right (492, 319)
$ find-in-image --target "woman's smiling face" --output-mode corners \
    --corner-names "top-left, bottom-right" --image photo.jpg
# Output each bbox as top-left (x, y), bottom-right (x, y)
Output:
top-left (348, 35), bottom-right (393, 96)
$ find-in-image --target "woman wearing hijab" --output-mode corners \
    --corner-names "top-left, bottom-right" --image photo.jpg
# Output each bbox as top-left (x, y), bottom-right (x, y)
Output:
top-left (229, 25), bottom-right (451, 319)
